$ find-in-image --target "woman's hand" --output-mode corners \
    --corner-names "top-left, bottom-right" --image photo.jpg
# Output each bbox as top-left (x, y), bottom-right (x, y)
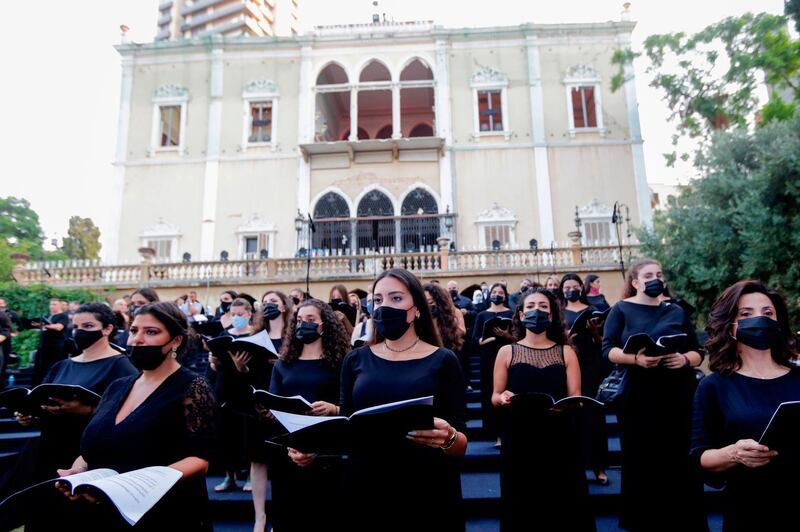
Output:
top-left (41, 397), bottom-right (94, 416)
top-left (15, 411), bottom-right (36, 426)
top-left (287, 447), bottom-right (317, 467)
top-left (479, 337), bottom-right (496, 346)
top-left (493, 327), bottom-right (514, 342)
top-left (492, 390), bottom-right (514, 407)
top-left (253, 403), bottom-right (275, 423)
top-left (308, 401), bottom-right (339, 416)
top-left (634, 348), bottom-right (662, 368)
top-left (55, 461), bottom-right (98, 503)
top-left (208, 353), bottom-right (219, 372)
top-left (229, 351), bottom-right (252, 373)
top-left (728, 439), bottom-right (778, 468)
top-left (661, 353), bottom-right (690, 369)
top-left (406, 417), bottom-right (455, 448)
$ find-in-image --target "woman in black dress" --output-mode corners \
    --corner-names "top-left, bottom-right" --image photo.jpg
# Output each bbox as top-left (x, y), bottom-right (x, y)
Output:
top-left (1, 303), bottom-right (137, 531)
top-left (338, 269), bottom-right (467, 532)
top-left (57, 301), bottom-right (216, 531)
top-left (602, 259), bottom-right (707, 531)
top-left (584, 274), bottom-right (611, 312)
top-left (493, 288), bottom-right (594, 531)
top-left (691, 280), bottom-right (800, 531)
top-left (270, 299), bottom-right (348, 531)
top-left (472, 282), bottom-right (514, 445)
top-left (560, 273), bottom-right (610, 484)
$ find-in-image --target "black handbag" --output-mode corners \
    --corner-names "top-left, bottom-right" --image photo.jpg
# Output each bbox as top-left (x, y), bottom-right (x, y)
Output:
top-left (596, 365), bottom-right (629, 406)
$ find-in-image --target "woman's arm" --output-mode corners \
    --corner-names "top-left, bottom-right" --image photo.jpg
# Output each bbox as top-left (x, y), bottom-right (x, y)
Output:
top-left (700, 441), bottom-right (777, 472)
top-left (491, 345), bottom-right (513, 406)
top-left (168, 456), bottom-right (209, 479)
top-left (563, 345), bottom-right (582, 397)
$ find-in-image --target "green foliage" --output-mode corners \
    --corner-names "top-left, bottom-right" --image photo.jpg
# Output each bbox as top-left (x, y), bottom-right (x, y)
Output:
top-left (612, 12), bottom-right (800, 166)
top-left (13, 330), bottom-right (39, 367)
top-left (787, 0), bottom-right (800, 34)
top-left (0, 197), bottom-right (44, 249)
top-left (762, 91), bottom-right (796, 123)
top-left (61, 216), bottom-right (102, 260)
top-left (639, 115), bottom-right (800, 326)
top-left (0, 283), bottom-right (105, 318)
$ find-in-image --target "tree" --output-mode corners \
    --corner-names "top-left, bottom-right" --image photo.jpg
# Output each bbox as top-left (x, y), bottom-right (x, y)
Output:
top-left (0, 197), bottom-right (44, 251)
top-left (61, 216), bottom-right (102, 260)
top-left (612, 12), bottom-right (800, 166)
top-left (639, 114), bottom-right (800, 325)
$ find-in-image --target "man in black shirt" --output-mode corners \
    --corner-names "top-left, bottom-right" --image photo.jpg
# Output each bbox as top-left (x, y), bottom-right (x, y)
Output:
top-left (0, 297), bottom-right (22, 332)
top-left (33, 298), bottom-right (71, 385)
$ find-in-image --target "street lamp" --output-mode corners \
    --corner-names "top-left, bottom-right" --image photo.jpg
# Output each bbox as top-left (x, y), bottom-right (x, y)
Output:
top-left (294, 210), bottom-right (304, 255)
top-left (529, 238), bottom-right (540, 284)
top-left (612, 202), bottom-right (632, 280)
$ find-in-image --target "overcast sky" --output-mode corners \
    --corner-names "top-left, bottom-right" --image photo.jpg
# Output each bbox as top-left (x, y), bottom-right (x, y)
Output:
top-left (0, 0), bottom-right (786, 261)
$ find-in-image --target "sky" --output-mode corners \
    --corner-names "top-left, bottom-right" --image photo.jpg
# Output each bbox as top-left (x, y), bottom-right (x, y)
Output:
top-left (0, 0), bottom-right (788, 261)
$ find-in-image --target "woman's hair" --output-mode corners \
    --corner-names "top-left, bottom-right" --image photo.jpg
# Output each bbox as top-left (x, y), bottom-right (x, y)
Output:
top-left (559, 273), bottom-right (590, 306)
top-left (281, 299), bottom-right (350, 367)
top-left (221, 290), bottom-right (239, 301)
top-left (512, 288), bottom-right (567, 345)
top-left (329, 284), bottom-right (349, 302)
top-left (260, 290), bottom-right (292, 337)
top-left (74, 303), bottom-right (118, 342)
top-left (488, 282), bottom-right (509, 303)
top-left (370, 269), bottom-right (442, 347)
top-left (621, 258), bottom-right (662, 299)
top-left (132, 288), bottom-right (160, 303)
top-left (424, 283), bottom-right (464, 352)
top-left (0, 310), bottom-right (12, 330)
top-left (705, 280), bottom-right (796, 374)
top-left (230, 297), bottom-right (253, 313)
top-left (584, 274), bottom-right (600, 288)
top-left (133, 301), bottom-right (193, 357)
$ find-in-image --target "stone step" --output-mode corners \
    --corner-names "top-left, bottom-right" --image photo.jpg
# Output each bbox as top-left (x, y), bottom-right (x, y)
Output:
top-left (0, 431), bottom-right (40, 452)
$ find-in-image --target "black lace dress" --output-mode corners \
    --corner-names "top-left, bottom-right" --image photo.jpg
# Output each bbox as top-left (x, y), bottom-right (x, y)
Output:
top-left (75, 367), bottom-right (217, 531)
top-left (500, 343), bottom-right (595, 532)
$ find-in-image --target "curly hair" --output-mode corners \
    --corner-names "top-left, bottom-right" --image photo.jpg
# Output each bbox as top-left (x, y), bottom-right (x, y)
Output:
top-left (280, 299), bottom-right (350, 367)
top-left (706, 280), bottom-right (796, 374)
top-left (511, 288), bottom-right (567, 345)
top-left (424, 283), bottom-right (464, 352)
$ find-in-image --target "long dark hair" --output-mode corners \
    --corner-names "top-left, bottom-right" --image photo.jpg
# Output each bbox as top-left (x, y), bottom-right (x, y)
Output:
top-left (621, 258), bottom-right (661, 299)
top-left (370, 269), bottom-right (442, 347)
top-left (74, 303), bottom-right (118, 343)
top-left (512, 288), bottom-right (567, 345)
top-left (424, 283), bottom-right (464, 352)
top-left (133, 301), bottom-right (193, 358)
top-left (132, 288), bottom-right (160, 303)
top-left (329, 284), bottom-right (349, 302)
top-left (559, 273), bottom-right (590, 306)
top-left (260, 290), bottom-right (292, 337)
top-left (488, 282), bottom-right (509, 305)
top-left (705, 280), bottom-right (796, 374)
top-left (281, 299), bottom-right (350, 367)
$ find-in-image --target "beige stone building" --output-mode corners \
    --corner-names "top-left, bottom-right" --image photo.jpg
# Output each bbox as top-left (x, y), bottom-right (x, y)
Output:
top-left (107, 12), bottom-right (649, 268)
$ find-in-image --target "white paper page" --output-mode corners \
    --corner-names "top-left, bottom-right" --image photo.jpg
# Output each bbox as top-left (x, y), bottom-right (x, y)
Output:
top-left (271, 410), bottom-right (346, 433)
top-left (253, 389), bottom-right (312, 407)
top-left (352, 395), bottom-right (433, 418)
top-left (235, 329), bottom-right (277, 355)
top-left (79, 466), bottom-right (182, 526)
top-left (61, 468), bottom-right (119, 490)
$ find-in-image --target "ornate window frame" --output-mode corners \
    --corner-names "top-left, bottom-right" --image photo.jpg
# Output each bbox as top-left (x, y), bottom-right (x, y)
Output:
top-left (475, 203), bottom-right (517, 249)
top-left (241, 79), bottom-right (279, 152)
top-left (140, 218), bottom-right (181, 262)
top-left (563, 65), bottom-right (606, 138)
top-left (149, 84), bottom-right (189, 156)
top-left (579, 198), bottom-right (614, 245)
top-left (470, 67), bottom-right (511, 140)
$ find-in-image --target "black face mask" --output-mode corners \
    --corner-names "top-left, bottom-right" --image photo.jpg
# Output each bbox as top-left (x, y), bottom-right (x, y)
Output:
top-left (734, 316), bottom-right (782, 351)
top-left (219, 301), bottom-right (232, 313)
top-left (373, 305), bottom-right (413, 341)
top-left (291, 297), bottom-right (301, 306)
top-left (522, 309), bottom-right (551, 334)
top-left (331, 298), bottom-right (343, 307)
top-left (489, 295), bottom-right (505, 305)
top-left (129, 341), bottom-right (171, 371)
top-left (642, 279), bottom-right (665, 298)
top-left (295, 321), bottom-right (322, 344)
top-left (449, 289), bottom-right (459, 300)
top-left (73, 329), bottom-right (104, 352)
top-left (262, 303), bottom-right (281, 321)
top-left (129, 305), bottom-right (140, 316)
top-left (565, 289), bottom-right (582, 302)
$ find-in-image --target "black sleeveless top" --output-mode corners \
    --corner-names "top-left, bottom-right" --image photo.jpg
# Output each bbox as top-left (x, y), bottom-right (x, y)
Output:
top-left (507, 343), bottom-right (567, 400)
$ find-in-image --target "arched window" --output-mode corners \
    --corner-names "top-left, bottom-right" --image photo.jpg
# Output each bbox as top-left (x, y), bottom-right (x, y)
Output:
top-left (401, 188), bottom-right (439, 252)
top-left (359, 61), bottom-right (391, 82)
top-left (408, 123), bottom-right (434, 138)
top-left (357, 190), bottom-right (395, 252)
top-left (315, 63), bottom-right (351, 142)
top-left (312, 192), bottom-right (351, 253)
top-left (341, 127), bottom-right (370, 141)
top-left (400, 59), bottom-right (436, 138)
top-left (375, 124), bottom-right (393, 139)
top-left (357, 60), bottom-right (392, 142)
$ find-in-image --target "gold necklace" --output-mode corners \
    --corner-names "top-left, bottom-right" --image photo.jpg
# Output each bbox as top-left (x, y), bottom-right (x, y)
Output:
top-left (384, 337), bottom-right (420, 353)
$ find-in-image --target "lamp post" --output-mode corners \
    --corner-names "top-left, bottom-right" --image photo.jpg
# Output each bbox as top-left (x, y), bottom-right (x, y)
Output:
top-left (612, 202), bottom-right (631, 280)
top-left (294, 210), bottom-right (304, 256)
top-left (529, 238), bottom-right (539, 284)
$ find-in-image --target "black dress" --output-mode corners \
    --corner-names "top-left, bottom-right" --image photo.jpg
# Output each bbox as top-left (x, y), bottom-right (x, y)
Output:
top-left (601, 301), bottom-right (707, 531)
top-left (33, 312), bottom-right (71, 385)
top-left (269, 358), bottom-right (342, 532)
top-left (340, 346), bottom-right (466, 532)
top-left (0, 355), bottom-right (138, 532)
top-left (691, 369), bottom-right (800, 531)
top-left (564, 307), bottom-right (611, 473)
top-left (77, 367), bottom-right (216, 531)
top-left (500, 343), bottom-right (595, 532)
top-left (472, 309), bottom-right (514, 440)
top-left (586, 294), bottom-right (610, 312)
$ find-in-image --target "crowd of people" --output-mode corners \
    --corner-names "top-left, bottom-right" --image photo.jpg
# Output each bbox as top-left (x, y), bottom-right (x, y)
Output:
top-left (0, 260), bottom-right (797, 531)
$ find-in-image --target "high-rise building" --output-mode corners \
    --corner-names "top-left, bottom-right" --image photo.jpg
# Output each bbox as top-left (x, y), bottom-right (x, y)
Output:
top-left (155, 0), bottom-right (298, 41)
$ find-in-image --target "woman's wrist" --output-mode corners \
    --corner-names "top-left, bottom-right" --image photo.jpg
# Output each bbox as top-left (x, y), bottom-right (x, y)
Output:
top-left (681, 354), bottom-right (692, 367)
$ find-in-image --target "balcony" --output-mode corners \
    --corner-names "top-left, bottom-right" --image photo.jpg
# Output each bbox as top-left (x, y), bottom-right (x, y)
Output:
top-left (12, 244), bottom-right (638, 290)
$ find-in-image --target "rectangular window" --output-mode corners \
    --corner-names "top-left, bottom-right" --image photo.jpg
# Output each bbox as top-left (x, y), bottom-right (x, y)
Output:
top-left (483, 225), bottom-right (511, 249)
top-left (583, 221), bottom-right (612, 244)
top-left (571, 86), bottom-right (597, 128)
top-left (146, 239), bottom-right (173, 259)
top-left (249, 101), bottom-right (272, 143)
top-left (159, 106), bottom-right (181, 147)
top-left (244, 236), bottom-right (258, 258)
top-left (478, 90), bottom-right (503, 132)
